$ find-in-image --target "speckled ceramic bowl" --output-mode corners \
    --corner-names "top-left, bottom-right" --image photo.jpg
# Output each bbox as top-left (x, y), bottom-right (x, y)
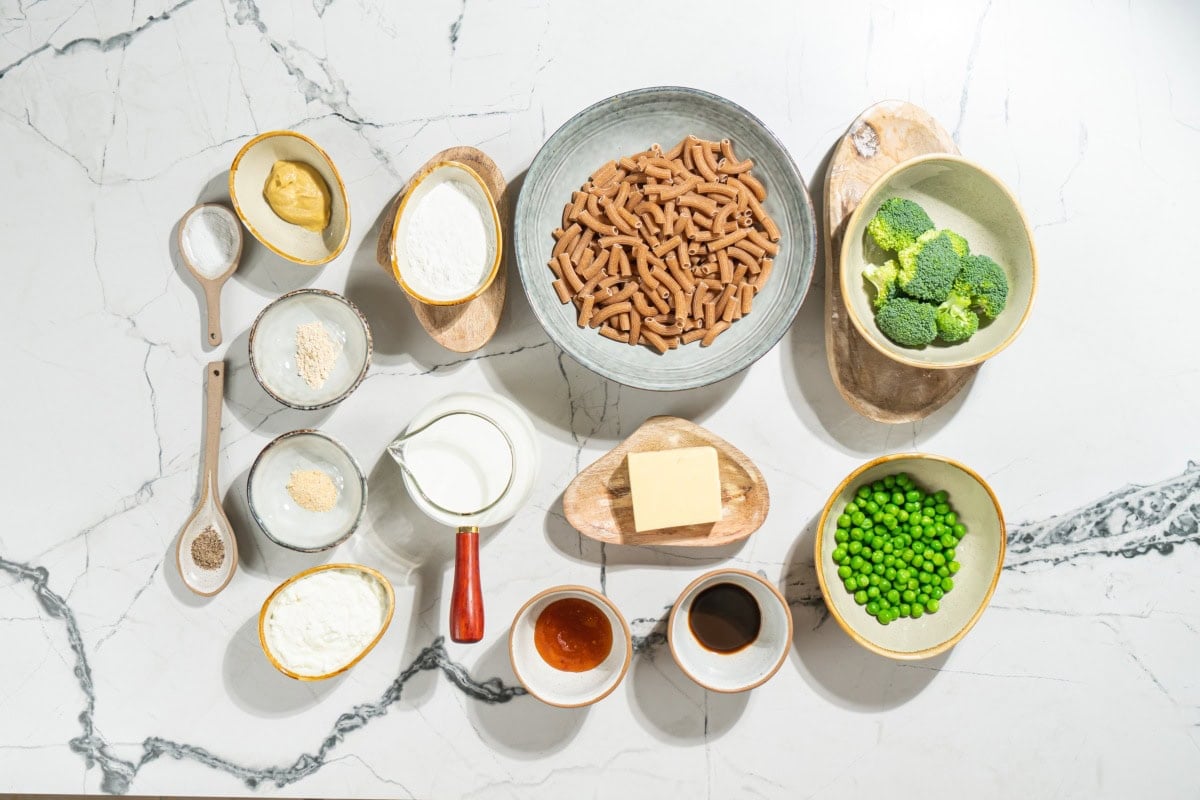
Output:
top-left (840, 154), bottom-right (1037, 369)
top-left (509, 585), bottom-right (632, 708)
top-left (815, 453), bottom-right (1006, 660)
top-left (515, 86), bottom-right (817, 391)
top-left (248, 289), bottom-right (372, 410)
top-left (258, 564), bottom-right (395, 681)
top-left (668, 569), bottom-right (792, 693)
top-left (229, 130), bottom-right (351, 266)
top-left (247, 429), bottom-right (367, 552)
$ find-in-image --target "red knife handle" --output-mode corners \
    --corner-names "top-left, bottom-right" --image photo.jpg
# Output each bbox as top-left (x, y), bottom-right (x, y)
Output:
top-left (450, 527), bottom-right (484, 643)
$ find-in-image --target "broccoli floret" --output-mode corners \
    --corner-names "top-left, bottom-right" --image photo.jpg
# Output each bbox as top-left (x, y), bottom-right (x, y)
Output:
top-left (935, 291), bottom-right (979, 343)
top-left (875, 297), bottom-right (937, 347)
top-left (896, 230), bottom-right (963, 302)
top-left (953, 254), bottom-right (1009, 318)
top-left (866, 197), bottom-right (934, 252)
top-left (943, 229), bottom-right (970, 257)
top-left (863, 260), bottom-right (899, 311)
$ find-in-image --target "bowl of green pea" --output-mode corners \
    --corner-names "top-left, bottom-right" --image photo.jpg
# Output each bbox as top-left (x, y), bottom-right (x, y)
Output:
top-left (814, 453), bottom-right (1005, 660)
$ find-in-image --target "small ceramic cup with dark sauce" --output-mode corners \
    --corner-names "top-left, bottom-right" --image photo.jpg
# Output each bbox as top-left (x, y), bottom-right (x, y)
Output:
top-left (668, 568), bottom-right (793, 693)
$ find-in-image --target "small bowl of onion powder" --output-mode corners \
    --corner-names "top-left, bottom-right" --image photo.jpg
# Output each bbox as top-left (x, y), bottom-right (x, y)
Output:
top-left (248, 429), bottom-right (367, 552)
top-left (249, 288), bottom-right (372, 410)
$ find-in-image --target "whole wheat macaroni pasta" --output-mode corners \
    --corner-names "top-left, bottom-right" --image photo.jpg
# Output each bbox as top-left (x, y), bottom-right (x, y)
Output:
top-left (546, 135), bottom-right (782, 354)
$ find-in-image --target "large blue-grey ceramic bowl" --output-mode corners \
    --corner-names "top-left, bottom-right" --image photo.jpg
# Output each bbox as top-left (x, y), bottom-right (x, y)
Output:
top-left (515, 86), bottom-right (816, 391)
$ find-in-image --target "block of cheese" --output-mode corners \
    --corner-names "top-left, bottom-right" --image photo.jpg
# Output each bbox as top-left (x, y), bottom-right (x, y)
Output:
top-left (626, 446), bottom-right (723, 532)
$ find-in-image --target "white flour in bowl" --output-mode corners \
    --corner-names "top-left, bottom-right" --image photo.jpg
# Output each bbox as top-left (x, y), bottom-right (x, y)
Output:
top-left (399, 175), bottom-right (496, 301)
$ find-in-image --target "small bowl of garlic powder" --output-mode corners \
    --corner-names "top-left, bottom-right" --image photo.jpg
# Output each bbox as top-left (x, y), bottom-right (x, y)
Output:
top-left (259, 564), bottom-right (395, 680)
top-left (391, 161), bottom-right (502, 305)
top-left (249, 288), bottom-right (372, 409)
top-left (248, 429), bottom-right (367, 552)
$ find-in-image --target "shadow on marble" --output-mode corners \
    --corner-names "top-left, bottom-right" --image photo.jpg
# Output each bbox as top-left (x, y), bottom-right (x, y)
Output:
top-left (779, 143), bottom-right (975, 455)
top-left (189, 171), bottom-right (321, 300)
top-left (781, 510), bottom-right (947, 710)
top-left (219, 324), bottom-right (334, 436)
top-left (221, 464), bottom-right (332, 579)
top-left (541, 488), bottom-right (747, 569)
top-left (221, 613), bottom-right (344, 717)
top-left (625, 619), bottom-right (747, 743)
top-left (466, 634), bottom-right (588, 757)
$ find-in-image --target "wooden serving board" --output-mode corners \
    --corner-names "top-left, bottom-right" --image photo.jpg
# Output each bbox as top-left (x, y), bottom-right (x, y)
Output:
top-left (824, 101), bottom-right (979, 422)
top-left (563, 416), bottom-right (768, 547)
top-left (375, 146), bottom-right (507, 353)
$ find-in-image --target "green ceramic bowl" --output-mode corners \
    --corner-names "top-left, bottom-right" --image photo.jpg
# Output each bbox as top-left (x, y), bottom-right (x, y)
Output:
top-left (840, 154), bottom-right (1037, 369)
top-left (814, 453), bottom-right (1006, 660)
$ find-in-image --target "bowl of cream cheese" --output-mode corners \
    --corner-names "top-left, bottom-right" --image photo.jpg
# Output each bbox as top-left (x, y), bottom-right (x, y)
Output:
top-left (258, 564), bottom-right (395, 681)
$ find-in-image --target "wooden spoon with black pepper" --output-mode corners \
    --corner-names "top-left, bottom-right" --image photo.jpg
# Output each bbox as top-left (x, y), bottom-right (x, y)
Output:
top-left (175, 361), bottom-right (239, 596)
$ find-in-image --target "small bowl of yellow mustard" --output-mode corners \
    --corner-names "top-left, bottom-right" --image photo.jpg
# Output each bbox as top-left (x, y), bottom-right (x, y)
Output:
top-left (229, 130), bottom-right (350, 266)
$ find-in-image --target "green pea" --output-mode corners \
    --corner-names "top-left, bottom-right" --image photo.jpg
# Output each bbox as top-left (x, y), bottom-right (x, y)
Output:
top-left (837, 565), bottom-right (852, 579)
top-left (857, 486), bottom-right (871, 500)
top-left (944, 511), bottom-right (957, 525)
top-left (850, 555), bottom-right (865, 570)
top-left (886, 589), bottom-right (900, 604)
top-left (854, 590), bottom-right (868, 605)
top-left (912, 554), bottom-right (924, 568)
top-left (883, 554), bottom-right (895, 567)
top-left (899, 603), bottom-right (911, 618)
top-left (897, 510), bottom-right (910, 523)
top-left (873, 492), bottom-right (889, 506)
top-left (871, 481), bottom-right (886, 493)
top-left (918, 571), bottom-right (932, 585)
top-left (922, 561), bottom-right (935, 573)
top-left (845, 502), bottom-right (859, 515)
top-left (916, 593), bottom-right (929, 605)
top-left (834, 530), bottom-right (849, 544)
top-left (832, 547), bottom-right (848, 562)
top-left (844, 577), bottom-right (857, 591)
top-left (926, 598), bottom-right (940, 613)
top-left (884, 568), bottom-right (896, 580)
top-left (941, 577), bottom-right (954, 591)
top-left (896, 568), bottom-right (910, 583)
top-left (905, 490), bottom-right (921, 503)
top-left (878, 611), bottom-right (891, 626)
top-left (934, 503), bottom-right (949, 515)
top-left (895, 472), bottom-right (911, 487)
top-left (851, 511), bottom-right (866, 526)
top-left (933, 490), bottom-right (948, 503)
top-left (879, 578), bottom-right (892, 591)
top-left (900, 550), bottom-right (914, 564)
top-left (930, 586), bottom-right (944, 600)
top-left (953, 523), bottom-right (966, 537)
top-left (931, 552), bottom-right (945, 566)
top-left (871, 551), bottom-right (884, 564)
top-left (882, 514), bottom-right (897, 530)
top-left (936, 566), bottom-right (950, 578)
top-left (866, 601), bottom-right (880, 616)
top-left (907, 579), bottom-right (919, 590)
top-left (910, 603), bottom-right (924, 618)
top-left (912, 541), bottom-right (925, 554)
top-left (945, 547), bottom-right (956, 561)
top-left (850, 528), bottom-right (864, 541)
top-left (867, 586), bottom-right (880, 599)
top-left (864, 501), bottom-right (879, 514)
top-left (883, 476), bottom-right (896, 489)
top-left (873, 562), bottom-right (885, 575)
top-left (837, 514), bottom-right (851, 528)
top-left (902, 589), bottom-right (916, 603)
top-left (848, 541), bottom-right (862, 555)
top-left (948, 561), bottom-right (960, 575)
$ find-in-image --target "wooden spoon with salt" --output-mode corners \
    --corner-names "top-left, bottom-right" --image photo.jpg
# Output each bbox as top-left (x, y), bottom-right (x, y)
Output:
top-left (175, 361), bottom-right (238, 597)
top-left (179, 203), bottom-right (244, 348)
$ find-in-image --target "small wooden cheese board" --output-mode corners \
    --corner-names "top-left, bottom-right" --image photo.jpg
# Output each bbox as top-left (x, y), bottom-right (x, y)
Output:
top-left (562, 416), bottom-right (768, 547)
top-left (824, 101), bottom-right (979, 422)
top-left (375, 146), bottom-right (508, 353)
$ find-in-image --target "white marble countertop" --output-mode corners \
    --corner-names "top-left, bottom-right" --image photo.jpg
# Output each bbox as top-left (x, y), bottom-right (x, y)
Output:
top-left (2, 0), bottom-right (1199, 797)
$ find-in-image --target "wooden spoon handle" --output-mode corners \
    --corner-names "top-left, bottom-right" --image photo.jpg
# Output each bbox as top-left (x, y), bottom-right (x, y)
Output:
top-left (202, 361), bottom-right (225, 495)
top-left (449, 527), bottom-right (484, 643)
top-left (202, 281), bottom-right (223, 347)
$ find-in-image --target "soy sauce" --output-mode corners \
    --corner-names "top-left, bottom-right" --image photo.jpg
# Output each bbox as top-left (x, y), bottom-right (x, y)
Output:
top-left (688, 582), bottom-right (761, 653)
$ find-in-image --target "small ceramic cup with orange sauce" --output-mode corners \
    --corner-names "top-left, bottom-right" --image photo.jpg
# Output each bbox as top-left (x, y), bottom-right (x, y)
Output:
top-left (508, 585), bottom-right (632, 708)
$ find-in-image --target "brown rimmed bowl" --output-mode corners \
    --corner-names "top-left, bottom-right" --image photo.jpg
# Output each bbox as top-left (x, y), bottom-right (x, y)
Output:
top-left (815, 453), bottom-right (1006, 660)
top-left (668, 568), bottom-right (792, 693)
top-left (509, 585), bottom-right (632, 708)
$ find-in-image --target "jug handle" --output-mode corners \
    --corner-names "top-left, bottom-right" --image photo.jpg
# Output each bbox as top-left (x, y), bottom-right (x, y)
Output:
top-left (450, 526), bottom-right (484, 643)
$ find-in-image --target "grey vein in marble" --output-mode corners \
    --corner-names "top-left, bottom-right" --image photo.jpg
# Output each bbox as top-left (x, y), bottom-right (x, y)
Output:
top-left (2, 461), bottom-right (1198, 794)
